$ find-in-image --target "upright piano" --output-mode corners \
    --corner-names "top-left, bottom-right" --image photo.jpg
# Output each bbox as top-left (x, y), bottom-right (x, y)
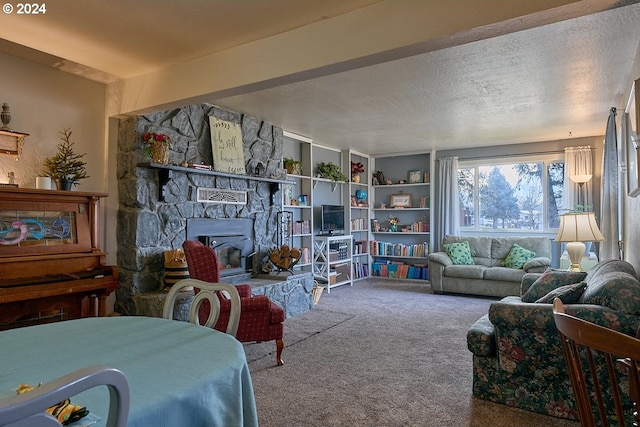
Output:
top-left (0, 188), bottom-right (118, 329)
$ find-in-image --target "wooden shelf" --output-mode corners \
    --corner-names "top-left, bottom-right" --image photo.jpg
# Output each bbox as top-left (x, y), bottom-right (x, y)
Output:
top-left (141, 162), bottom-right (295, 201)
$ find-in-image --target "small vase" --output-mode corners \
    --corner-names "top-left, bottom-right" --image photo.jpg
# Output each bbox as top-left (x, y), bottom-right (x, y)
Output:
top-left (352, 174), bottom-right (361, 183)
top-left (390, 224), bottom-right (397, 232)
top-left (151, 142), bottom-right (169, 164)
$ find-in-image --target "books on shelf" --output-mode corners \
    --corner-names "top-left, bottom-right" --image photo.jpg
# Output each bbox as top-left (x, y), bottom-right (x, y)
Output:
top-left (353, 240), bottom-right (368, 255)
top-left (350, 217), bottom-right (368, 231)
top-left (369, 240), bottom-right (429, 258)
top-left (353, 260), bottom-right (369, 279)
top-left (371, 259), bottom-right (429, 280)
top-left (287, 219), bottom-right (311, 235)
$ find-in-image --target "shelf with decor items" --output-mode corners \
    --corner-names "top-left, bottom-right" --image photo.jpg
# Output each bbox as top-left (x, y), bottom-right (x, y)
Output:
top-left (370, 151), bottom-right (434, 282)
top-left (313, 235), bottom-right (353, 293)
top-left (282, 132), bottom-right (314, 273)
top-left (343, 149), bottom-right (371, 281)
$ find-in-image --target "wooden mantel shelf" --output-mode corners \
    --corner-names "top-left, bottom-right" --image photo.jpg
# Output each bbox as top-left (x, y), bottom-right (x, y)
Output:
top-left (140, 162), bottom-right (295, 201)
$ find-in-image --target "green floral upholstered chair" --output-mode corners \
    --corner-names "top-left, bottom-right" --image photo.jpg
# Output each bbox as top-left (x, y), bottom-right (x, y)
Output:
top-left (467, 259), bottom-right (640, 420)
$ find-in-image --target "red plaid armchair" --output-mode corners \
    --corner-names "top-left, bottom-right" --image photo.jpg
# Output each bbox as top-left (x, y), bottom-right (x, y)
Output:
top-left (182, 240), bottom-right (285, 365)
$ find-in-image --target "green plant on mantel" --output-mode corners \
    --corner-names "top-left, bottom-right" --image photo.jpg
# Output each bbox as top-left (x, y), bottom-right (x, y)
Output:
top-left (315, 162), bottom-right (348, 182)
top-left (41, 128), bottom-right (89, 186)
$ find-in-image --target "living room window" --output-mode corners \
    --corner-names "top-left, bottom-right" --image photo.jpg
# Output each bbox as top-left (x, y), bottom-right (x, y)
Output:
top-left (458, 155), bottom-right (565, 233)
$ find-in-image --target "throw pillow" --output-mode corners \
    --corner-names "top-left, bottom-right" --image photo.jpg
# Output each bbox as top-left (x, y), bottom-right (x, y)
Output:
top-left (535, 282), bottom-right (587, 304)
top-left (442, 241), bottom-right (474, 265)
top-left (521, 269), bottom-right (588, 302)
top-left (502, 244), bottom-right (536, 269)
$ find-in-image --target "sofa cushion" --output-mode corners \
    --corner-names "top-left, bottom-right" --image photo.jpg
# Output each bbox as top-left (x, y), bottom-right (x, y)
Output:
top-left (580, 271), bottom-right (640, 316)
top-left (535, 281), bottom-right (587, 304)
top-left (444, 264), bottom-right (486, 280)
top-left (442, 241), bottom-right (474, 265)
top-left (502, 244), bottom-right (536, 269)
top-left (442, 235), bottom-right (492, 266)
top-left (521, 269), bottom-right (588, 303)
top-left (483, 267), bottom-right (526, 283)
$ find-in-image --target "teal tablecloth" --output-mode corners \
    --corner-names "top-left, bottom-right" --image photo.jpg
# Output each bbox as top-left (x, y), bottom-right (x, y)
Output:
top-left (0, 316), bottom-right (258, 427)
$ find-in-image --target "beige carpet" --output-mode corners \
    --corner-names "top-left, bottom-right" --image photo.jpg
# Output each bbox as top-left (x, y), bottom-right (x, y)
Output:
top-left (247, 279), bottom-right (580, 427)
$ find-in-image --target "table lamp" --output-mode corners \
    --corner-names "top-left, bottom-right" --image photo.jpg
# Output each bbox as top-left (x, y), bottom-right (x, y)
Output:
top-left (554, 212), bottom-right (605, 271)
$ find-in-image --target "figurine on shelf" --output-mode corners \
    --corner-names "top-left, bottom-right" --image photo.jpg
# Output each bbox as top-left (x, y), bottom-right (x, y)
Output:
top-left (7, 172), bottom-right (15, 185)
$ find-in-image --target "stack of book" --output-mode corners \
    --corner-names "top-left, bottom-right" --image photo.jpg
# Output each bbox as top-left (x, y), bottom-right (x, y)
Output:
top-left (371, 260), bottom-right (429, 280)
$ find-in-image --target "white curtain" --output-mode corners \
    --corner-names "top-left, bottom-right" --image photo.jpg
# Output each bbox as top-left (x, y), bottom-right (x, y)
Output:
top-left (435, 157), bottom-right (459, 251)
top-left (599, 107), bottom-right (620, 260)
top-left (563, 146), bottom-right (593, 211)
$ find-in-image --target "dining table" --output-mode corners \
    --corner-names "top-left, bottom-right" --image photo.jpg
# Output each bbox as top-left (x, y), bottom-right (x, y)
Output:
top-left (0, 316), bottom-right (258, 427)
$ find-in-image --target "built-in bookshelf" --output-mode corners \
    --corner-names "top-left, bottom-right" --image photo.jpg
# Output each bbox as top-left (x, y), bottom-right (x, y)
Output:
top-left (370, 151), bottom-right (435, 282)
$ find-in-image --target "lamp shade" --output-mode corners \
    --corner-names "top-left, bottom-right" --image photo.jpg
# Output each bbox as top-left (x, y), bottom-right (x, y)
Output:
top-left (569, 174), bottom-right (592, 184)
top-left (554, 212), bottom-right (605, 242)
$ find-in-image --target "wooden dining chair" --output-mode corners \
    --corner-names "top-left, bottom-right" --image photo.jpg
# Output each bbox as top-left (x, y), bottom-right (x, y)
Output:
top-left (163, 278), bottom-right (241, 336)
top-left (552, 299), bottom-right (640, 427)
top-left (0, 365), bottom-right (129, 427)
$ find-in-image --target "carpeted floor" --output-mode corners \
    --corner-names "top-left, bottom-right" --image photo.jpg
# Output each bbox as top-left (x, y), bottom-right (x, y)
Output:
top-left (246, 279), bottom-right (581, 427)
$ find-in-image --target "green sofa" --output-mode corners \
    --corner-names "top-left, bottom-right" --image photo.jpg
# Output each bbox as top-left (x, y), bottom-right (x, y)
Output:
top-left (428, 235), bottom-right (552, 297)
top-left (467, 259), bottom-right (640, 420)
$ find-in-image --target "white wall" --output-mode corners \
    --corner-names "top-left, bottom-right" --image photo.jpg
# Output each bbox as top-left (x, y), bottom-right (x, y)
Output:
top-left (0, 52), bottom-right (114, 260)
top-left (623, 42), bottom-right (640, 269)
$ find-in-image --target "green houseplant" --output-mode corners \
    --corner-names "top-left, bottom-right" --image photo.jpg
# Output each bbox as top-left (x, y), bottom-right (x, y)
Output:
top-left (283, 157), bottom-right (303, 175)
top-left (42, 128), bottom-right (89, 190)
top-left (315, 162), bottom-right (348, 182)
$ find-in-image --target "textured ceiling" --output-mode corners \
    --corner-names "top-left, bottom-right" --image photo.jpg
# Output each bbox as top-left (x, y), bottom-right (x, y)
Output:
top-left (1, 0), bottom-right (639, 155)
top-left (214, 3), bottom-right (640, 154)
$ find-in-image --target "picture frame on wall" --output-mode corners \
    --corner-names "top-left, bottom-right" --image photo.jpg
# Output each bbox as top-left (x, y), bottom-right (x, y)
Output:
top-left (408, 170), bottom-right (423, 184)
top-left (390, 193), bottom-right (412, 208)
top-left (627, 79), bottom-right (640, 197)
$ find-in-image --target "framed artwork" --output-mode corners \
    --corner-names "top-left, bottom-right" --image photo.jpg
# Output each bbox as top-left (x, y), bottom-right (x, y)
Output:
top-left (390, 193), bottom-right (412, 208)
top-left (627, 79), bottom-right (640, 197)
top-left (408, 170), bottom-right (423, 184)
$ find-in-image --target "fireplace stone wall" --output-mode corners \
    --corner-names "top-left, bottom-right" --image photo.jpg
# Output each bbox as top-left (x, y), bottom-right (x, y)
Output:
top-left (116, 104), bottom-right (283, 314)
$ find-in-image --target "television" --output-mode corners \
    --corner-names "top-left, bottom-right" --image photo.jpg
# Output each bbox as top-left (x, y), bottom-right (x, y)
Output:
top-left (321, 204), bottom-right (345, 235)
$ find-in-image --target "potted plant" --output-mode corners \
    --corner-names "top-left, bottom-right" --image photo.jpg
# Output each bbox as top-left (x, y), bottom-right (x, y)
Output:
top-left (283, 157), bottom-right (303, 175)
top-left (315, 162), bottom-right (348, 182)
top-left (41, 128), bottom-right (89, 190)
top-left (143, 131), bottom-right (171, 164)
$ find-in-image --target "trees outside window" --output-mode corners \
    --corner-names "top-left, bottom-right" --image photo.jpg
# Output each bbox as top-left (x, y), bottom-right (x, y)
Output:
top-left (458, 158), bottom-right (564, 232)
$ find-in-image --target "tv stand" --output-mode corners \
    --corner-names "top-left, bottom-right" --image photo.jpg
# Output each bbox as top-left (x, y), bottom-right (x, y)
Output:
top-left (313, 235), bottom-right (352, 293)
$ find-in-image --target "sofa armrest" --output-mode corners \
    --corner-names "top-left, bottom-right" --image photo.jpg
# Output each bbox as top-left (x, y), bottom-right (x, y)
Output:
top-left (487, 297), bottom-right (640, 377)
top-left (428, 252), bottom-right (452, 267)
top-left (523, 257), bottom-right (551, 273)
top-left (428, 252), bottom-right (452, 293)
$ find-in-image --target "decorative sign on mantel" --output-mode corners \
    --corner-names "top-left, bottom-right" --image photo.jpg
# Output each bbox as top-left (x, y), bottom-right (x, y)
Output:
top-left (209, 116), bottom-right (246, 175)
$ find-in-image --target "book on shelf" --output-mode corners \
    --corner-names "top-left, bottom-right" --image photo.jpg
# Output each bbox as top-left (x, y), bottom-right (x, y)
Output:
top-left (371, 260), bottom-right (428, 280)
top-left (287, 219), bottom-right (311, 235)
top-left (369, 240), bottom-right (429, 257)
top-left (350, 217), bottom-right (368, 231)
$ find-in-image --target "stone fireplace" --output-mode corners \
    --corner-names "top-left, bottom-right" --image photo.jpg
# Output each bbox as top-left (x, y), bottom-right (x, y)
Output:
top-left (115, 104), bottom-right (288, 314)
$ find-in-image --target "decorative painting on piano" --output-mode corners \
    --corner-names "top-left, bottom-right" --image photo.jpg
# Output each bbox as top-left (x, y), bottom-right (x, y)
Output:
top-left (0, 210), bottom-right (77, 246)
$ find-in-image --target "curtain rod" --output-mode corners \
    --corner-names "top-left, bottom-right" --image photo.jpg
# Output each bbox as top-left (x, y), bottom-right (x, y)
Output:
top-left (444, 149), bottom-right (565, 162)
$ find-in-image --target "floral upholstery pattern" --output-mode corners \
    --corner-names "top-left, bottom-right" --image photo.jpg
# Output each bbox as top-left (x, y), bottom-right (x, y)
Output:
top-left (467, 260), bottom-right (640, 420)
top-left (502, 243), bottom-right (536, 269)
top-left (521, 269), bottom-right (588, 302)
top-left (534, 281), bottom-right (587, 303)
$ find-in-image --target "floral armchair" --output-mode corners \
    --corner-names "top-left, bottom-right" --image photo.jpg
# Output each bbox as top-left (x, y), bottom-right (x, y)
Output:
top-left (467, 260), bottom-right (640, 420)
